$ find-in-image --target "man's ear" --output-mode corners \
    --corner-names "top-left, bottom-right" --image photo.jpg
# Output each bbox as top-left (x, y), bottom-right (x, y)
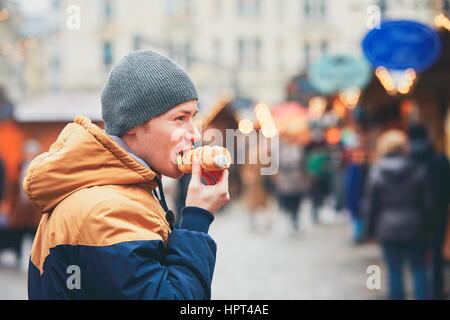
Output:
top-left (124, 127), bottom-right (138, 137)
top-left (121, 127), bottom-right (138, 145)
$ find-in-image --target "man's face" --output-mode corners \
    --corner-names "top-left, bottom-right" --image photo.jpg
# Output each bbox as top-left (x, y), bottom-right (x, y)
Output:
top-left (126, 100), bottom-right (201, 179)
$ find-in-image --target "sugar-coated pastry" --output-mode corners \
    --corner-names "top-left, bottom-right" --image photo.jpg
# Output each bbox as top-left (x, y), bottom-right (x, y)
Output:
top-left (177, 146), bottom-right (232, 173)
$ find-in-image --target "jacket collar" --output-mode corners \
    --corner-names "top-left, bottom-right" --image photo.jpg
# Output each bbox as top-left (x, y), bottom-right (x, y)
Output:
top-left (109, 135), bottom-right (151, 170)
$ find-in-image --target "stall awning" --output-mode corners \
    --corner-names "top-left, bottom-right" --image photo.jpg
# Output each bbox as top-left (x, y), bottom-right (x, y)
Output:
top-left (13, 92), bottom-right (102, 122)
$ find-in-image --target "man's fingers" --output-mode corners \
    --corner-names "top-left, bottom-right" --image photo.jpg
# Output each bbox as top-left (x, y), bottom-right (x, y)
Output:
top-left (190, 153), bottom-right (202, 187)
top-left (218, 170), bottom-right (230, 202)
top-left (204, 171), bottom-right (223, 185)
top-left (209, 171), bottom-right (223, 182)
top-left (199, 170), bottom-right (228, 186)
top-left (201, 172), bottom-right (214, 185)
top-left (217, 169), bottom-right (229, 188)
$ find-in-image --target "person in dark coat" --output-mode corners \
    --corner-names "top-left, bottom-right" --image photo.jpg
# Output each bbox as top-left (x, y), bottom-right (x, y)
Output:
top-left (408, 124), bottom-right (450, 300)
top-left (0, 156), bottom-right (5, 206)
top-left (364, 129), bottom-right (432, 300)
top-left (344, 147), bottom-right (369, 244)
top-left (0, 156), bottom-right (6, 226)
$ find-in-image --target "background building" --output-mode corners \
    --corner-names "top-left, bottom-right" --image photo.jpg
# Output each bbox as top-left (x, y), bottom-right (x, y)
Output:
top-left (10, 0), bottom-right (441, 106)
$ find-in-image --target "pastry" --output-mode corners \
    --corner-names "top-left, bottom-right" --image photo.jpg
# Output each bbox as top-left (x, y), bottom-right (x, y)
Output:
top-left (177, 146), bottom-right (231, 173)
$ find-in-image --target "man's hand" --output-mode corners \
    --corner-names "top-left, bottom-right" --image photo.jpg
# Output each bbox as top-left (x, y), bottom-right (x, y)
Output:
top-left (185, 153), bottom-right (230, 213)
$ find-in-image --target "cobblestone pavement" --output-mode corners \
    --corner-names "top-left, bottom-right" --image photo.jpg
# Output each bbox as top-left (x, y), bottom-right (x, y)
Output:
top-left (0, 200), bottom-right (391, 300)
top-left (210, 200), bottom-right (387, 299)
top-left (0, 266), bottom-right (27, 300)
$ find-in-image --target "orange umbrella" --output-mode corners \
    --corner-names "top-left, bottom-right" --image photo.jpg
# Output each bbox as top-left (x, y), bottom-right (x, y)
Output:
top-left (271, 101), bottom-right (308, 119)
top-left (270, 102), bottom-right (309, 138)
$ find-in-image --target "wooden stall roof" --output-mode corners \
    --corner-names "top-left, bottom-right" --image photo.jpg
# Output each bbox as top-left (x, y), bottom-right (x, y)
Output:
top-left (13, 92), bottom-right (102, 122)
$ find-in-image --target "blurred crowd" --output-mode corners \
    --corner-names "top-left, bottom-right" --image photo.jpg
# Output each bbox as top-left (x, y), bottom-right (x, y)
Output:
top-left (153, 119), bottom-right (450, 300)
top-left (1, 83), bottom-right (450, 301)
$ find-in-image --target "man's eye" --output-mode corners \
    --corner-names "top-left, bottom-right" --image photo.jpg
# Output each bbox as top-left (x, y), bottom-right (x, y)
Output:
top-left (175, 116), bottom-right (184, 122)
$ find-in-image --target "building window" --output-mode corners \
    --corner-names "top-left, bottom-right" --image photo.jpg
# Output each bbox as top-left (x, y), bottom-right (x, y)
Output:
top-left (52, 0), bottom-right (62, 10)
top-left (184, 42), bottom-right (192, 69)
top-left (103, 41), bottom-right (113, 68)
top-left (304, 42), bottom-right (310, 66)
top-left (165, 0), bottom-right (176, 16)
top-left (277, 0), bottom-right (285, 19)
top-left (378, 0), bottom-right (387, 17)
top-left (184, 0), bottom-right (194, 18)
top-left (213, 38), bottom-right (222, 66)
top-left (303, 0), bottom-right (311, 17)
top-left (237, 38), bottom-right (263, 70)
top-left (276, 38), bottom-right (285, 71)
top-left (104, 0), bottom-right (113, 21)
top-left (254, 38), bottom-right (262, 71)
top-left (321, 40), bottom-right (328, 54)
top-left (49, 55), bottom-right (61, 91)
top-left (320, 0), bottom-right (327, 18)
top-left (237, 0), bottom-right (244, 16)
top-left (165, 0), bottom-right (194, 19)
top-left (255, 0), bottom-right (262, 16)
top-left (238, 38), bottom-right (245, 68)
top-left (302, 0), bottom-right (327, 19)
top-left (237, 0), bottom-right (263, 17)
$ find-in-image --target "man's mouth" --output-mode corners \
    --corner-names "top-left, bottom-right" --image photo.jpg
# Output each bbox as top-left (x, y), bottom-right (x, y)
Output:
top-left (177, 147), bottom-right (193, 156)
top-left (174, 147), bottom-right (193, 166)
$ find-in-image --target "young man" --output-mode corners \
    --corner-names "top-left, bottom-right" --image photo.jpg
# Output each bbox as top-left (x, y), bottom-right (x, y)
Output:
top-left (25, 50), bottom-right (229, 299)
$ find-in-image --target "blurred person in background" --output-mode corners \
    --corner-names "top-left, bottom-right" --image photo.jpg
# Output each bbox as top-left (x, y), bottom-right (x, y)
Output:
top-left (0, 86), bottom-right (13, 225)
top-left (272, 137), bottom-right (309, 234)
top-left (0, 154), bottom-right (5, 225)
top-left (364, 129), bottom-right (432, 300)
top-left (0, 86), bottom-right (13, 119)
top-left (344, 146), bottom-right (369, 244)
top-left (408, 124), bottom-right (450, 300)
top-left (240, 144), bottom-right (274, 231)
top-left (444, 222), bottom-right (450, 269)
top-left (9, 140), bottom-right (42, 230)
top-left (0, 141), bottom-right (42, 269)
top-left (330, 144), bottom-right (347, 217)
top-left (306, 143), bottom-right (331, 224)
top-left (0, 155), bottom-right (4, 199)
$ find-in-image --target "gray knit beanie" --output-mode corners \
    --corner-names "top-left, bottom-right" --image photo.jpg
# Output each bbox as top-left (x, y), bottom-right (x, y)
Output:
top-left (101, 50), bottom-right (198, 136)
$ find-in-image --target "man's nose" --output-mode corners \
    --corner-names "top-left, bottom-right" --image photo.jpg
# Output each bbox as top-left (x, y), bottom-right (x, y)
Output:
top-left (192, 124), bottom-right (201, 143)
top-left (187, 122), bottom-right (201, 144)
